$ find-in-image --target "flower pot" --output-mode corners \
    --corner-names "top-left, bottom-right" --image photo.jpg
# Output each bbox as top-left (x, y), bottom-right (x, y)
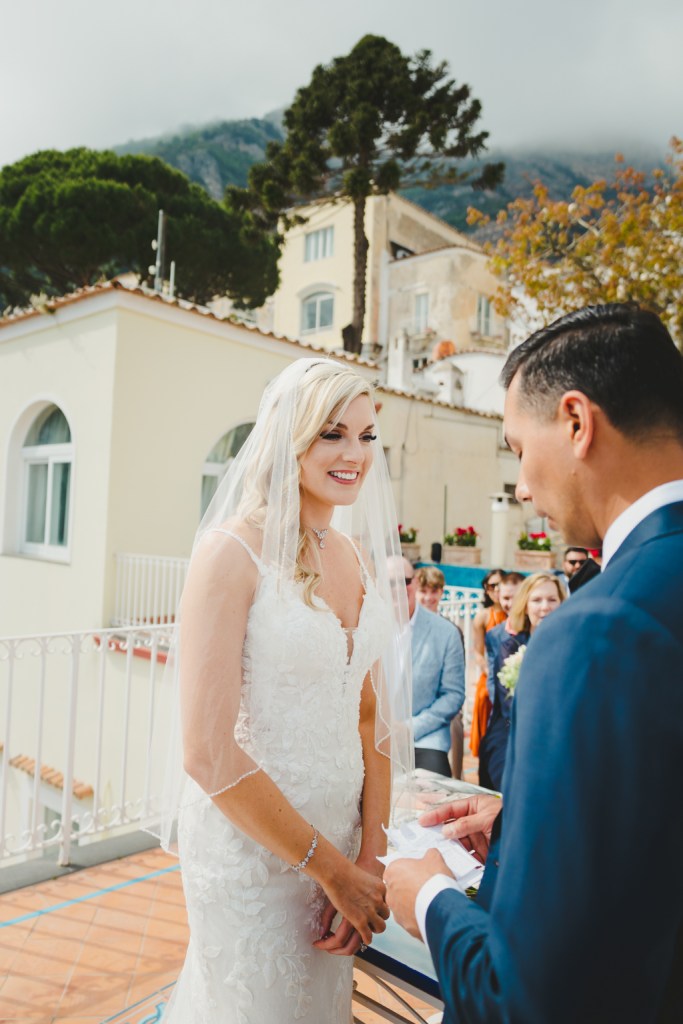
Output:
top-left (514, 549), bottom-right (556, 570)
top-left (441, 546), bottom-right (482, 566)
top-left (400, 542), bottom-right (421, 562)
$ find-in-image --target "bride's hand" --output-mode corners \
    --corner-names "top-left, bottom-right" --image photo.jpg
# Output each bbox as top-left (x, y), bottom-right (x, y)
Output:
top-left (313, 902), bottom-right (362, 957)
top-left (313, 861), bottom-right (389, 950)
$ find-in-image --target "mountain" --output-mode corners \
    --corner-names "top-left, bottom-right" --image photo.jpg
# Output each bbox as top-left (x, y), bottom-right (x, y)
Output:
top-left (114, 118), bottom-right (663, 232)
top-left (404, 148), bottom-right (663, 234)
top-left (114, 118), bottom-right (283, 200)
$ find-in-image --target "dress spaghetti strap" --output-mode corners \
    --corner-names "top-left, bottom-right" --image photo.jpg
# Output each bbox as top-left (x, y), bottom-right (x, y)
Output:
top-left (344, 535), bottom-right (371, 588)
top-left (209, 528), bottom-right (268, 576)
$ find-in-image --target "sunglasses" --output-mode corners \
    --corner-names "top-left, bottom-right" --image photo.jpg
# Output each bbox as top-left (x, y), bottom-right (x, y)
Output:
top-left (566, 559), bottom-right (586, 566)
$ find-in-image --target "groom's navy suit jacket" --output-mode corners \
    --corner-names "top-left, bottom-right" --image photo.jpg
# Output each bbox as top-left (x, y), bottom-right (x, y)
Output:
top-left (425, 502), bottom-right (683, 1023)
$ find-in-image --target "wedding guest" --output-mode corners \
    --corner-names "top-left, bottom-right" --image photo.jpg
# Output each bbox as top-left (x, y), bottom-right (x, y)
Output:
top-left (390, 558), bottom-right (465, 777)
top-left (484, 571), bottom-right (525, 704)
top-left (469, 569), bottom-right (505, 759)
top-left (478, 572), bottom-right (565, 790)
top-left (415, 565), bottom-right (466, 779)
top-left (414, 565), bottom-right (447, 612)
top-left (562, 546), bottom-right (589, 579)
top-left (568, 550), bottom-right (601, 593)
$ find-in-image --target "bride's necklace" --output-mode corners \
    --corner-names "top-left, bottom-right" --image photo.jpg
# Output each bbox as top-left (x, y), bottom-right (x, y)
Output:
top-left (309, 527), bottom-right (329, 549)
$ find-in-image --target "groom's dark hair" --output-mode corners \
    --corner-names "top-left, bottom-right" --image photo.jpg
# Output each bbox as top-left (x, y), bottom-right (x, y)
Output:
top-left (501, 304), bottom-right (683, 441)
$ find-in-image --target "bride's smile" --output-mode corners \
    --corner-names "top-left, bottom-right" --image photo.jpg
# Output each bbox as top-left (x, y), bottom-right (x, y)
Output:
top-left (299, 393), bottom-right (376, 513)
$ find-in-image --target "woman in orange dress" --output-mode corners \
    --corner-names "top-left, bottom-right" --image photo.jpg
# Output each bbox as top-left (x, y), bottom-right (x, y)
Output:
top-left (469, 569), bottom-right (505, 757)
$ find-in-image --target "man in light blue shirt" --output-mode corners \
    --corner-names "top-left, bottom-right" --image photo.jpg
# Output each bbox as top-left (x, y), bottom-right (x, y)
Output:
top-left (395, 557), bottom-right (466, 777)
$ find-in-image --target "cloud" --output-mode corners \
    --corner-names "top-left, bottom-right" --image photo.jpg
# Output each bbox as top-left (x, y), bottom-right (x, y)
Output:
top-left (1, 0), bottom-right (680, 169)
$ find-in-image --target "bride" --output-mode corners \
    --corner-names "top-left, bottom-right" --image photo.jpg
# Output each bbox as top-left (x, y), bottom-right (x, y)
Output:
top-left (156, 359), bottom-right (412, 1022)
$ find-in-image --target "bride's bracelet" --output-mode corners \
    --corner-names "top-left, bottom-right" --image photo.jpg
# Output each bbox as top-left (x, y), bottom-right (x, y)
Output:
top-left (291, 826), bottom-right (319, 873)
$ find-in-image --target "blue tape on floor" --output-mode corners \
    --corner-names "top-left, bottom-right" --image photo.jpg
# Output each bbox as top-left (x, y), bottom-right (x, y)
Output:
top-left (0, 862), bottom-right (181, 928)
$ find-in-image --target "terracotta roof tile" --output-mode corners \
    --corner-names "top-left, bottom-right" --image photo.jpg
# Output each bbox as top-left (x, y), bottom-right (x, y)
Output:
top-left (0, 279), bottom-right (379, 369)
top-left (9, 754), bottom-right (94, 799)
top-left (375, 382), bottom-right (501, 420)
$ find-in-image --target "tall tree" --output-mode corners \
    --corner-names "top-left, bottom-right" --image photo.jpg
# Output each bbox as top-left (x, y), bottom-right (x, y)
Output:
top-left (467, 138), bottom-right (683, 345)
top-left (0, 148), bottom-right (279, 310)
top-left (228, 34), bottom-right (503, 353)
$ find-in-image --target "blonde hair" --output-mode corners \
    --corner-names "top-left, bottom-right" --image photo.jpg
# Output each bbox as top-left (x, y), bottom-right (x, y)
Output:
top-left (416, 566), bottom-right (445, 589)
top-left (239, 361), bottom-right (373, 606)
top-left (507, 572), bottom-right (566, 633)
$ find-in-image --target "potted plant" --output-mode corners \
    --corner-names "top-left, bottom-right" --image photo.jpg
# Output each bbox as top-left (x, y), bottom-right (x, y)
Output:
top-left (442, 526), bottom-right (482, 565)
top-left (514, 531), bottom-right (556, 569)
top-left (398, 525), bottom-right (420, 561)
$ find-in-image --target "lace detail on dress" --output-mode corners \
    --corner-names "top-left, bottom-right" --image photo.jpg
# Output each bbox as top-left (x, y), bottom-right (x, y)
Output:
top-left (166, 542), bottom-right (392, 1023)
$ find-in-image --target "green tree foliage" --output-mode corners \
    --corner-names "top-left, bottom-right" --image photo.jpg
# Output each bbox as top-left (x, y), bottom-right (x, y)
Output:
top-left (229, 34), bottom-right (504, 353)
top-left (468, 139), bottom-right (683, 344)
top-left (0, 148), bottom-right (279, 310)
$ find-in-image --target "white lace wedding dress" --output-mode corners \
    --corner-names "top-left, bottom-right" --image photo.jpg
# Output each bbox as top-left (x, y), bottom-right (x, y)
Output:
top-left (163, 530), bottom-right (392, 1023)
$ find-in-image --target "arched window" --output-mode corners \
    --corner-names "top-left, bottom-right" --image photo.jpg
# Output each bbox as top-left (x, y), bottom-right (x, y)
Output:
top-left (301, 292), bottom-right (334, 334)
top-left (200, 422), bottom-right (255, 516)
top-left (22, 405), bottom-right (73, 556)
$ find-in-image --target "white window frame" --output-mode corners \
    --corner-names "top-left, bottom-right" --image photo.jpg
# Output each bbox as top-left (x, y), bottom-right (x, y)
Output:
top-left (200, 421), bottom-right (255, 517)
top-left (304, 226), bottom-right (334, 262)
top-left (414, 292), bottom-right (430, 334)
top-left (300, 291), bottom-right (335, 334)
top-left (477, 294), bottom-right (492, 336)
top-left (19, 407), bottom-right (74, 563)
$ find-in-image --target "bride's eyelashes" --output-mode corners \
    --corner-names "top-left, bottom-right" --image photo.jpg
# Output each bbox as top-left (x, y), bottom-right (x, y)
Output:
top-left (319, 431), bottom-right (377, 442)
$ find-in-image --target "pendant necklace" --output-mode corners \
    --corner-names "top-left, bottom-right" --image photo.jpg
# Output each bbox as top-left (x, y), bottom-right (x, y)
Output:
top-left (310, 527), bottom-right (329, 549)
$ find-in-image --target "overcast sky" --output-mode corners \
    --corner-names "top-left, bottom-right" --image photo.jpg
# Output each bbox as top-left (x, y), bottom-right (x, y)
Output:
top-left (2, 0), bottom-right (681, 170)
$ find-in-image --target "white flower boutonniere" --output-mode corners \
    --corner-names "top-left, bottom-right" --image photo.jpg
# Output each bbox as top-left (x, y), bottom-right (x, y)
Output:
top-left (497, 645), bottom-right (527, 697)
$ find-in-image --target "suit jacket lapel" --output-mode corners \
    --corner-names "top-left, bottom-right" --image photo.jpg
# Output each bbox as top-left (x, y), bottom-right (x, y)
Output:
top-left (606, 501), bottom-right (683, 572)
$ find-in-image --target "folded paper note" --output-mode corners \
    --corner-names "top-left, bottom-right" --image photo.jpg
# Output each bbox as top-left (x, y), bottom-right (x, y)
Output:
top-left (380, 820), bottom-right (484, 892)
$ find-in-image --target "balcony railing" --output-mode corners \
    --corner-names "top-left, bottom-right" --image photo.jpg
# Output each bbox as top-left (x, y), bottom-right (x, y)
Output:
top-left (1, 580), bottom-right (484, 868)
top-left (114, 553), bottom-right (189, 626)
top-left (0, 625), bottom-right (172, 867)
top-left (113, 553), bottom-right (484, 719)
top-left (439, 589), bottom-right (483, 722)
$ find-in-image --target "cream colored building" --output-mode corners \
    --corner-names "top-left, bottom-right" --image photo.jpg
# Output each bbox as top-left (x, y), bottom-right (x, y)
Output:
top-left (0, 279), bottom-right (523, 640)
top-left (252, 192), bottom-right (482, 353)
top-left (385, 242), bottom-right (509, 415)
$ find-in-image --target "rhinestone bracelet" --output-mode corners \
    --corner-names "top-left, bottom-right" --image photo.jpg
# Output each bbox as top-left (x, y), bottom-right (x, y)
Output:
top-left (291, 827), bottom-right (319, 873)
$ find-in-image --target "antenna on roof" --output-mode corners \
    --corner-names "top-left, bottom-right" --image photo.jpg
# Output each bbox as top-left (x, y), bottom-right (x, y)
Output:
top-left (149, 210), bottom-right (167, 294)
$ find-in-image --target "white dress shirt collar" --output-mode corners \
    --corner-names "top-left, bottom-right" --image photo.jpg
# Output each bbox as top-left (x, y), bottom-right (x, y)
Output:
top-left (602, 480), bottom-right (683, 569)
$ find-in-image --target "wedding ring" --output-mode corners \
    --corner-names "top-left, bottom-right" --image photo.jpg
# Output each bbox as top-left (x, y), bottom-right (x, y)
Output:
top-left (359, 943), bottom-right (368, 953)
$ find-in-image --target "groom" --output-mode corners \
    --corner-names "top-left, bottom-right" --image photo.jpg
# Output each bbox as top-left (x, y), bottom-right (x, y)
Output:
top-left (385, 304), bottom-right (683, 1023)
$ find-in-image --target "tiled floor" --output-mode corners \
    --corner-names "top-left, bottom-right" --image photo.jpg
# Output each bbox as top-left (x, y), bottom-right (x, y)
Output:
top-left (0, 754), bottom-right (478, 1023)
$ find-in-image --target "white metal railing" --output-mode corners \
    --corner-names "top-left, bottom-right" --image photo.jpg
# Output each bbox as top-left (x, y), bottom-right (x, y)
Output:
top-left (114, 553), bottom-right (189, 627)
top-left (0, 625), bottom-right (172, 866)
top-left (1, 586), bottom-right (483, 869)
top-left (440, 587), bottom-right (484, 724)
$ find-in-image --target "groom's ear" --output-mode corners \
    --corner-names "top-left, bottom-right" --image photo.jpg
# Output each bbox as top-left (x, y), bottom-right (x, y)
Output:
top-left (558, 391), bottom-right (594, 460)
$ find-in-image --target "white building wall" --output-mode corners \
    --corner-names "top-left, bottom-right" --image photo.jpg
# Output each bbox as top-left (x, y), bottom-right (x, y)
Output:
top-left (449, 351), bottom-right (506, 416)
top-left (0, 285), bottom-right (524, 640)
top-left (265, 193), bottom-right (473, 352)
top-left (0, 303), bottom-right (118, 634)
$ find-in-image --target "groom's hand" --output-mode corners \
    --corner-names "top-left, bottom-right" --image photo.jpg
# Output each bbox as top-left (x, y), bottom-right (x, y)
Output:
top-left (419, 794), bottom-right (502, 864)
top-left (385, 849), bottom-right (451, 939)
